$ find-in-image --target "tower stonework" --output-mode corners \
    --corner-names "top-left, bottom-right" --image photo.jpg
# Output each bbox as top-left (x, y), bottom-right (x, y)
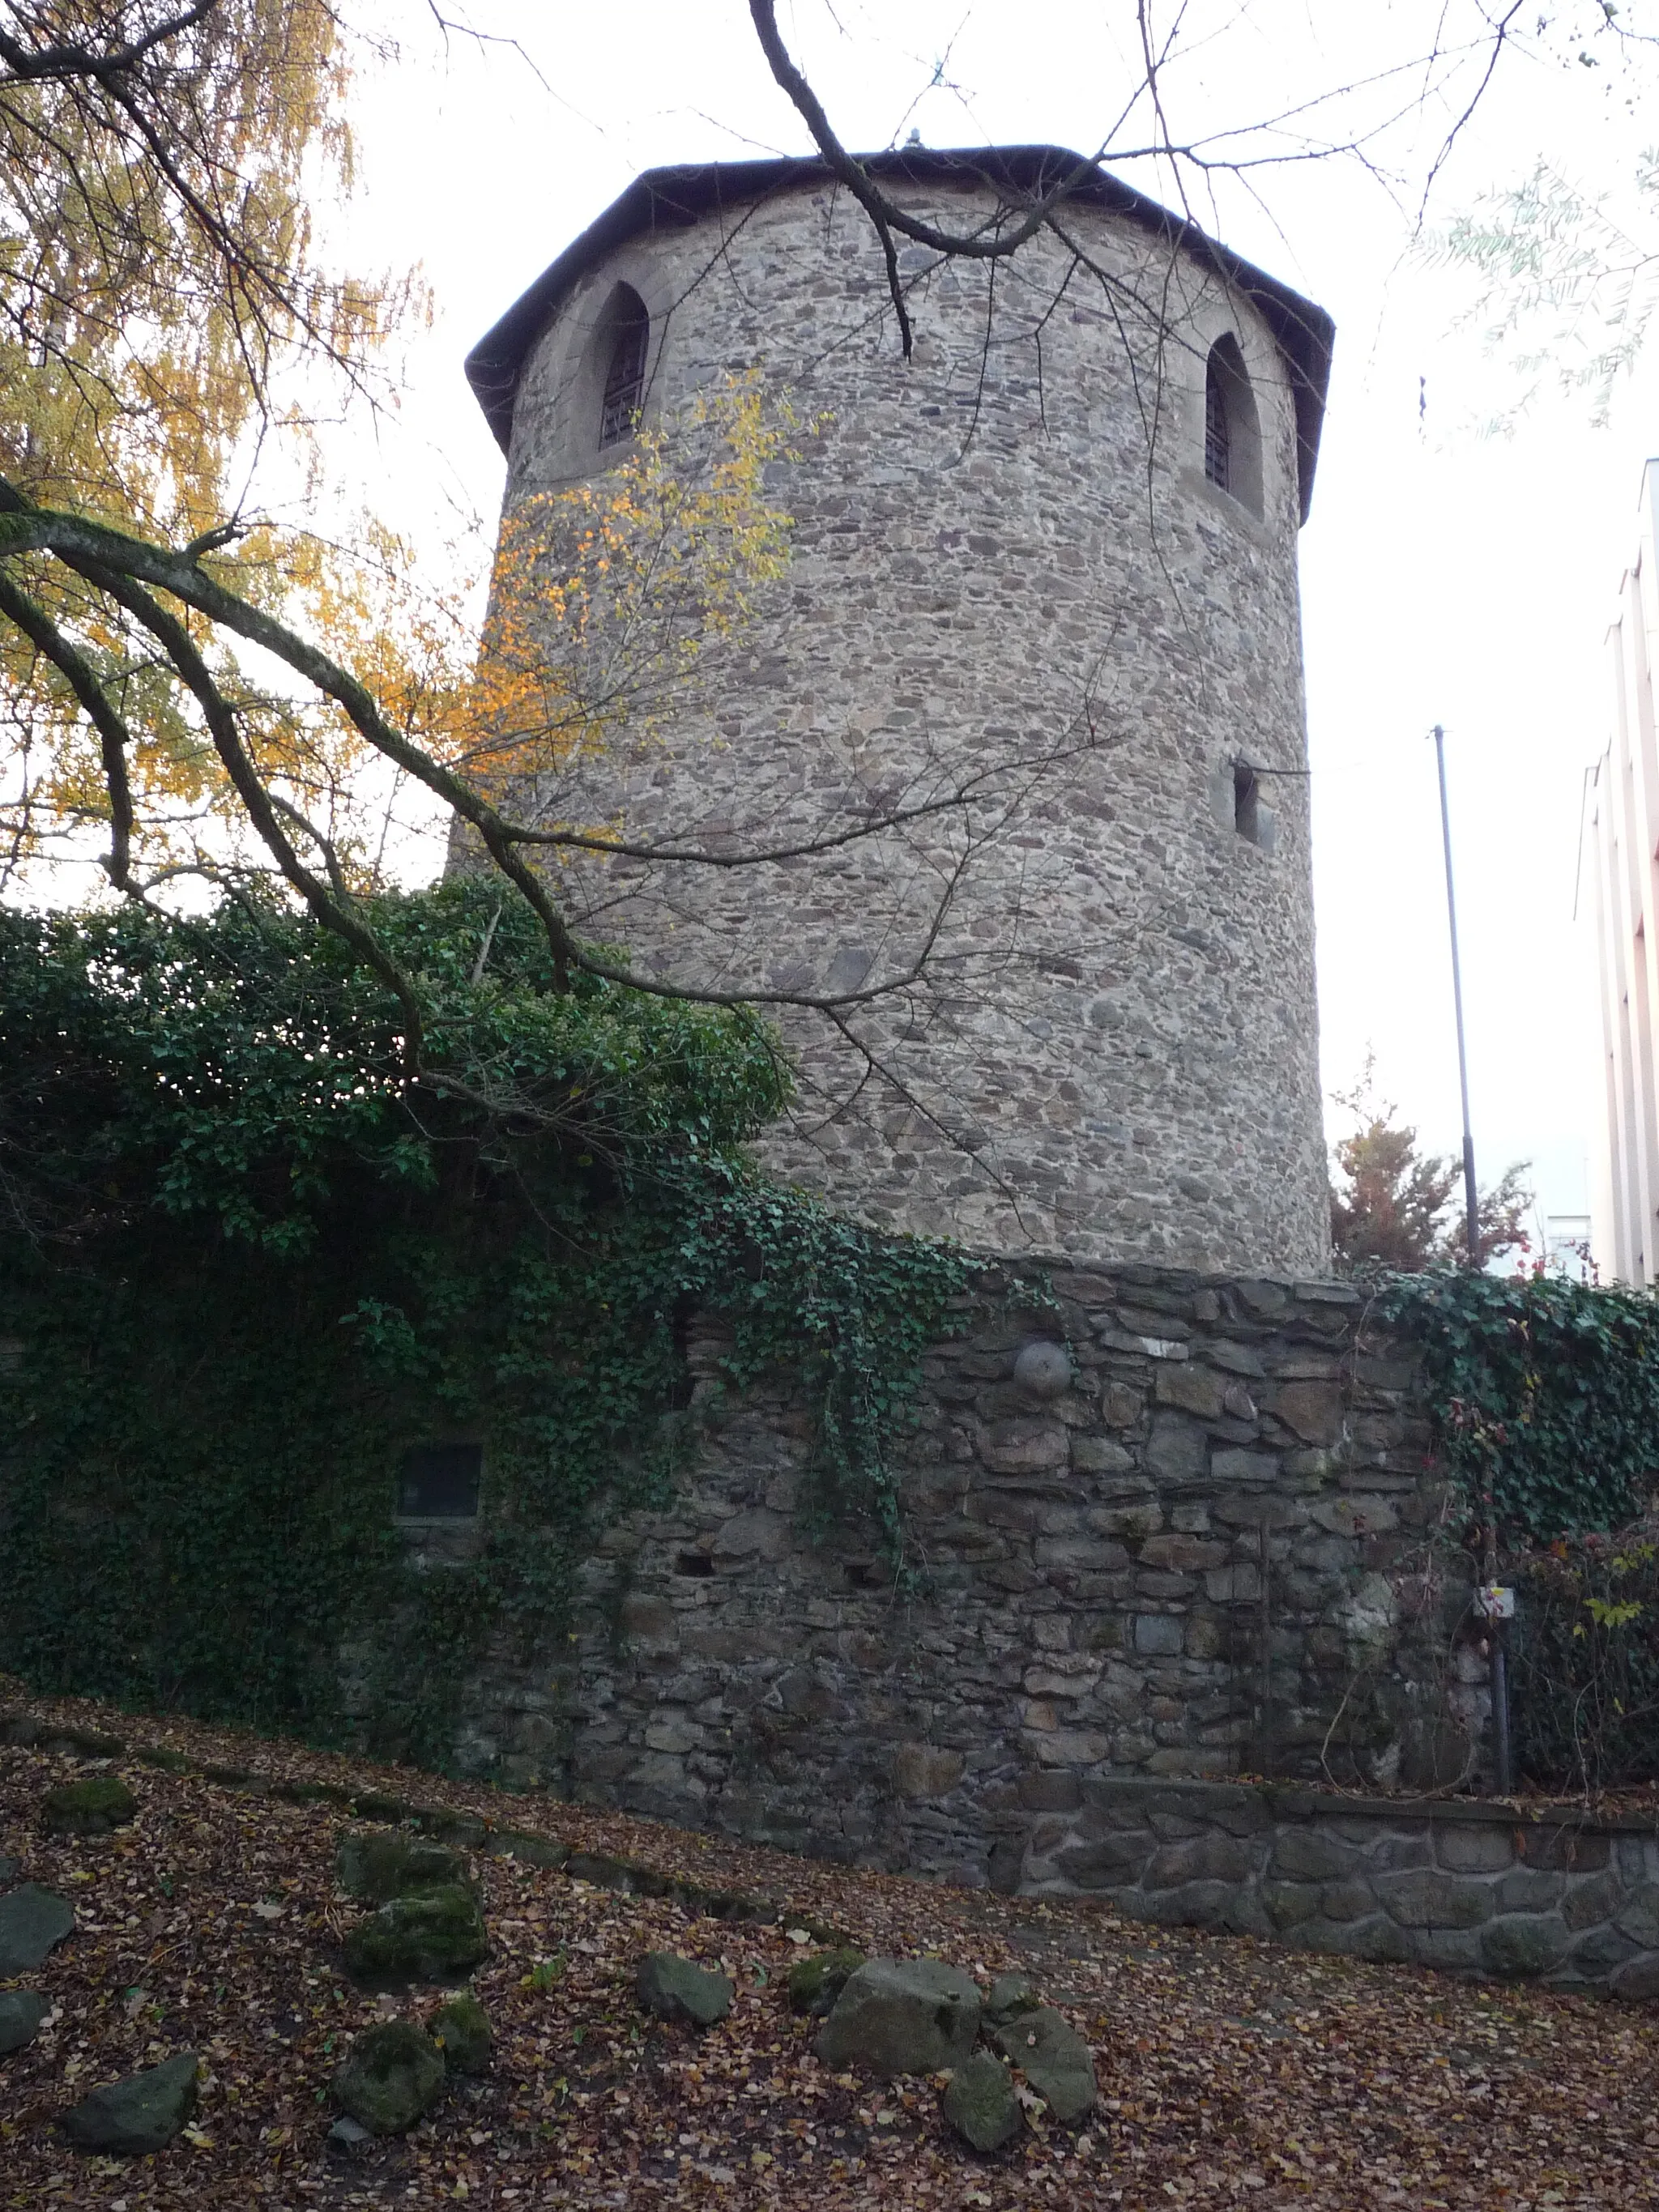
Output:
top-left (466, 149), bottom-right (1334, 1274)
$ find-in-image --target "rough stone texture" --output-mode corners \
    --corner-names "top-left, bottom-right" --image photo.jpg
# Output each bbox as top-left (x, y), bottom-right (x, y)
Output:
top-left (815, 1958), bottom-right (982, 2077)
top-left (635, 1951), bottom-right (733, 2027)
top-left (984, 1973), bottom-right (1040, 2024)
top-left (429, 1993), bottom-right (492, 2074)
top-left (380, 1265), bottom-right (1659, 1993)
top-left (326, 2115), bottom-right (375, 2159)
top-left (336, 1830), bottom-right (469, 1903)
top-left (942, 2051), bottom-right (1022, 2154)
top-left (467, 169), bottom-right (1329, 1276)
top-left (332, 2022), bottom-right (445, 2137)
top-left (59, 2052), bottom-right (198, 2154)
top-left (1030, 1777), bottom-right (1659, 1995)
top-left (991, 2007), bottom-right (1098, 2125)
top-left (438, 1271), bottom-right (1464, 1810)
top-left (786, 1946), bottom-right (866, 2018)
top-left (0, 1990), bottom-right (49, 2055)
top-left (342, 1886), bottom-right (488, 1989)
top-left (41, 1774), bottom-right (135, 1836)
top-left (0, 1883), bottom-right (73, 1975)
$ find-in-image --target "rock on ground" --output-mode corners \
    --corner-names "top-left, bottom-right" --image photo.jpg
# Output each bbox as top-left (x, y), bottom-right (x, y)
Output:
top-left (991, 2006), bottom-right (1098, 2125)
top-left (0, 1884), bottom-right (74, 1975)
top-left (333, 2021), bottom-right (446, 2136)
top-left (58, 2052), bottom-right (198, 2154)
top-left (814, 1958), bottom-right (982, 2078)
top-left (0, 1990), bottom-right (49, 2056)
top-left (941, 2050), bottom-right (1022, 2154)
top-left (984, 1971), bottom-right (1040, 2023)
top-left (429, 1992), bottom-right (492, 2073)
top-left (41, 1775), bottom-right (136, 1836)
top-left (343, 1885), bottom-right (488, 1988)
top-left (336, 1829), bottom-right (470, 1903)
top-left (785, 1946), bottom-right (866, 2018)
top-left (326, 2114), bottom-right (375, 2159)
top-left (636, 1952), bottom-right (734, 2027)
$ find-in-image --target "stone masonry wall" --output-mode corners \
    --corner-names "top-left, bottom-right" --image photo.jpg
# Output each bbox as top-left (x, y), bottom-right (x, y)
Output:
top-left (467, 174), bottom-right (1331, 1274)
top-left (1006, 1775), bottom-right (1659, 2000)
top-left (440, 1262), bottom-right (1502, 1905)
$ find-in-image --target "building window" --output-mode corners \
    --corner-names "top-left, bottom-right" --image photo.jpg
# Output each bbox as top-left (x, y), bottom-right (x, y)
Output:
top-left (397, 1441), bottom-right (482, 1521)
top-left (1201, 335), bottom-right (1263, 516)
top-left (1205, 357), bottom-right (1231, 492)
top-left (599, 294), bottom-right (649, 447)
top-left (1234, 757), bottom-right (1261, 843)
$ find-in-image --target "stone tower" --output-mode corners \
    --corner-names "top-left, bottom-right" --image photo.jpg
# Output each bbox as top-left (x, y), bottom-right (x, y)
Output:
top-left (465, 147), bottom-right (1334, 1274)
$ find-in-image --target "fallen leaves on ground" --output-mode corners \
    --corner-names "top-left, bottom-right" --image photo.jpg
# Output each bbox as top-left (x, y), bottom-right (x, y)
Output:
top-left (2, 1681), bottom-right (1657, 2209)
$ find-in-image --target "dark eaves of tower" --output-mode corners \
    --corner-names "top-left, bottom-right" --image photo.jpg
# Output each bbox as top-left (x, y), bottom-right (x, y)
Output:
top-left (463, 145), bottom-right (1336, 523)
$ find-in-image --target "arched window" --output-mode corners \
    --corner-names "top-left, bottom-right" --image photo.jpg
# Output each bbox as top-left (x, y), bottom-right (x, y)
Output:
top-left (1201, 335), bottom-right (1262, 516)
top-left (1205, 357), bottom-right (1232, 492)
top-left (599, 290), bottom-right (649, 447)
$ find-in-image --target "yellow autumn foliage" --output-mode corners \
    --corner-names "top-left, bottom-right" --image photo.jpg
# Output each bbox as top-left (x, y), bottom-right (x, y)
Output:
top-left (459, 377), bottom-right (796, 786)
top-left (0, 11), bottom-right (797, 913)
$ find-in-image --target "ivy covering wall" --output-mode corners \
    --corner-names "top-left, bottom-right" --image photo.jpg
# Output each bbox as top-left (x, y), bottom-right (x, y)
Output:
top-left (0, 887), bottom-right (974, 1765)
top-left (1379, 1268), bottom-right (1659, 1538)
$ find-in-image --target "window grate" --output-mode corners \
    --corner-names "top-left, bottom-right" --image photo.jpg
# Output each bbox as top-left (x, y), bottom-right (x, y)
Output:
top-left (599, 311), bottom-right (648, 446)
top-left (1205, 359), bottom-right (1230, 492)
top-left (397, 1442), bottom-right (482, 1520)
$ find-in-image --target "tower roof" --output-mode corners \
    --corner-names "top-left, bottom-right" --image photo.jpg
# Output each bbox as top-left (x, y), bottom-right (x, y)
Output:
top-left (464, 145), bottom-right (1336, 520)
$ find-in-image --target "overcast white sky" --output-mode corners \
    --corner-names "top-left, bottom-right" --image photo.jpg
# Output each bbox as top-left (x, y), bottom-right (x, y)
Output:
top-left (334, 1), bottom-right (1659, 1255)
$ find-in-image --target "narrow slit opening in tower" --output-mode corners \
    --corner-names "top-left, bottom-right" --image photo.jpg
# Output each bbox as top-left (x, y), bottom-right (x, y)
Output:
top-left (1234, 757), bottom-right (1261, 843)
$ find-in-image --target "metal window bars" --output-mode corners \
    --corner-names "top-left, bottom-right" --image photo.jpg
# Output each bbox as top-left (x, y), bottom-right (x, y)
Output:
top-left (599, 312), bottom-right (649, 446)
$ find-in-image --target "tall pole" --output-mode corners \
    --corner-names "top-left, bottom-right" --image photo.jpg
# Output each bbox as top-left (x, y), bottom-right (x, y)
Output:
top-left (1434, 725), bottom-right (1514, 1791)
top-left (1433, 724), bottom-right (1481, 1265)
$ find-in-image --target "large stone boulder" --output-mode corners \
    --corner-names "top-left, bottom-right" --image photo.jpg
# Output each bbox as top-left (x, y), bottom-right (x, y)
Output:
top-left (343, 1886), bottom-right (488, 1988)
top-left (336, 1830), bottom-right (469, 1903)
top-left (333, 2021), bottom-right (445, 2135)
top-left (942, 2050), bottom-right (1022, 2154)
top-left (991, 2007), bottom-right (1098, 2125)
top-left (0, 1990), bottom-right (49, 2056)
top-left (59, 2052), bottom-right (198, 2154)
top-left (429, 1993), bottom-right (492, 2074)
top-left (786, 1946), bottom-right (867, 2018)
top-left (0, 1884), bottom-right (74, 1975)
top-left (636, 1952), bottom-right (733, 2027)
top-left (814, 1959), bottom-right (981, 2078)
top-left (41, 1775), bottom-right (136, 1837)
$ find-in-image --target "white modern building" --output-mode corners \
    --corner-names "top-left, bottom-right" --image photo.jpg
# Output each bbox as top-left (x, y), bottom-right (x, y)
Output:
top-left (1584, 459), bottom-right (1659, 1284)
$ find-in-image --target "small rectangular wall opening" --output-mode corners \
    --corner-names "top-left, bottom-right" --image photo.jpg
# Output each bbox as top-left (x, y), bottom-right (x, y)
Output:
top-left (1234, 757), bottom-right (1261, 843)
top-left (397, 1441), bottom-right (482, 1522)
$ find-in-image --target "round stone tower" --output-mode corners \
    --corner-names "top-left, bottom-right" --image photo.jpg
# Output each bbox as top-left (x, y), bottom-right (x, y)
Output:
top-left (464, 147), bottom-right (1334, 1275)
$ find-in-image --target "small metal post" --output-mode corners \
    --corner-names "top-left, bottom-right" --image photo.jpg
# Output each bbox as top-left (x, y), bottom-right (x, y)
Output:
top-left (1432, 725), bottom-right (1482, 1264)
top-left (1482, 1514), bottom-right (1515, 1795)
top-left (1257, 1509), bottom-right (1273, 1779)
top-left (1491, 1630), bottom-right (1513, 1795)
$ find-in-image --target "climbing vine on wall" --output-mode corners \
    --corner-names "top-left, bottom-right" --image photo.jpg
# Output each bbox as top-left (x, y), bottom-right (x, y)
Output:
top-left (0, 885), bottom-right (976, 1767)
top-left (1379, 1269), bottom-right (1659, 1541)
top-left (1375, 1269), bottom-right (1659, 1791)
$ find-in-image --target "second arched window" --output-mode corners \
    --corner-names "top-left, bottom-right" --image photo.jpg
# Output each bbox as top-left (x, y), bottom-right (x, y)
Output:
top-left (1201, 335), bottom-right (1262, 516)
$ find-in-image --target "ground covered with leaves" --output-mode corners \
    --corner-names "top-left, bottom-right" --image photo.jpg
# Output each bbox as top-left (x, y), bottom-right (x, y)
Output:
top-left (2, 1685), bottom-right (1657, 2210)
